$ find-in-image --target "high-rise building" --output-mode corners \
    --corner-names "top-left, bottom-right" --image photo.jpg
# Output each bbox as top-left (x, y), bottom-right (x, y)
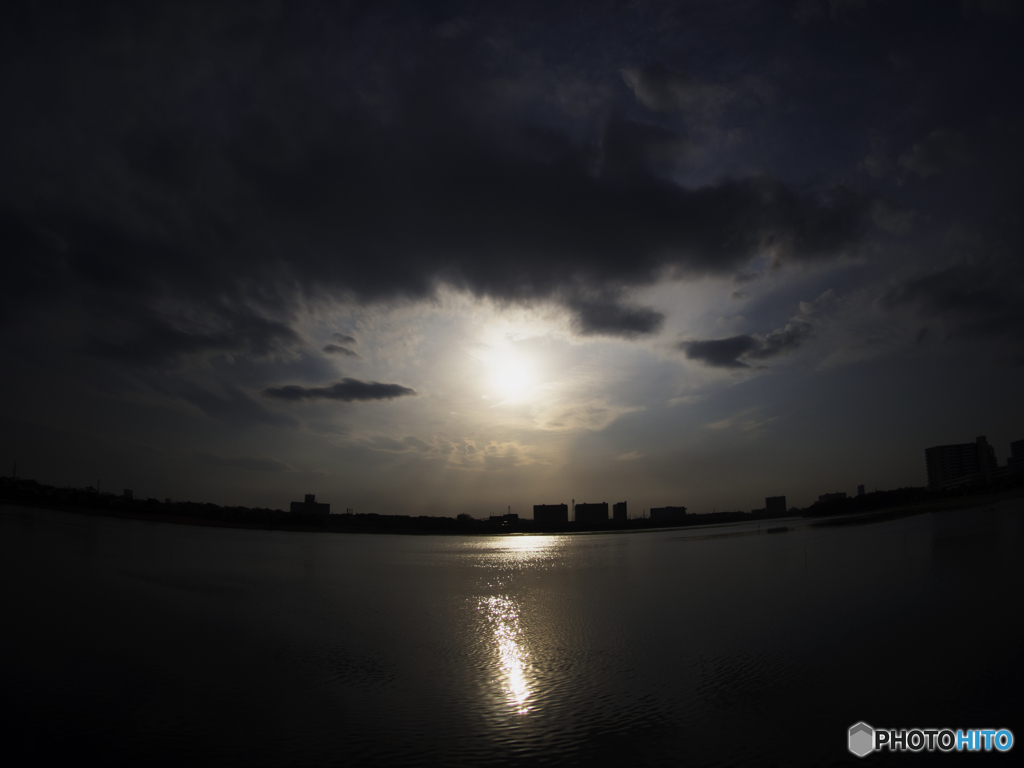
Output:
top-left (765, 496), bottom-right (786, 515)
top-left (290, 493), bottom-right (331, 514)
top-left (613, 501), bottom-right (627, 521)
top-left (925, 436), bottom-right (997, 489)
top-left (534, 504), bottom-right (568, 523)
top-left (1010, 440), bottom-right (1024, 464)
top-left (575, 502), bottom-right (608, 523)
top-left (857, 485), bottom-right (865, 496)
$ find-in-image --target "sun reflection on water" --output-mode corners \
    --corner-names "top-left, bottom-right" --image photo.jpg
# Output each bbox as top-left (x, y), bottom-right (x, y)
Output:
top-left (480, 595), bottom-right (532, 714)
top-left (475, 534), bottom-right (564, 569)
top-left (470, 536), bottom-right (566, 714)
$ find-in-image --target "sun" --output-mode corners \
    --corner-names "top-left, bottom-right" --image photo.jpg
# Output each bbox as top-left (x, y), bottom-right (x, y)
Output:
top-left (491, 356), bottom-right (536, 397)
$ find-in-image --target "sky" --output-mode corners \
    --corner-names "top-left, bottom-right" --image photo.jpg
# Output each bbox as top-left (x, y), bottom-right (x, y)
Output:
top-left (2, 0), bottom-right (1023, 517)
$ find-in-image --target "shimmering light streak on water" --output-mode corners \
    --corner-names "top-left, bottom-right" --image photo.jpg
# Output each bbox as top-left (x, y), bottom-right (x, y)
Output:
top-left (470, 533), bottom-right (565, 571)
top-left (480, 595), bottom-right (531, 713)
top-left (471, 537), bottom-right (561, 715)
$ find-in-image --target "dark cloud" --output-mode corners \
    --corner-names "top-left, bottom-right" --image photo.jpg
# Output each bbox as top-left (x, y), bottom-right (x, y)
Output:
top-left (733, 271), bottom-right (761, 285)
top-left (323, 344), bottom-right (360, 357)
top-left (0, 214), bottom-right (69, 324)
top-left (793, 0), bottom-right (890, 24)
top-left (598, 115), bottom-right (701, 182)
top-left (182, 384), bottom-right (298, 429)
top-left (898, 129), bottom-right (971, 181)
top-left (749, 320), bottom-right (813, 359)
top-left (193, 452), bottom-right (289, 473)
top-left (332, 334), bottom-right (358, 345)
top-left (568, 295), bottom-right (665, 338)
top-left (962, 0), bottom-right (1021, 21)
top-left (879, 265), bottom-right (1024, 343)
top-left (681, 316), bottom-right (815, 367)
top-left (88, 310), bottom-right (300, 367)
top-left (870, 199), bottom-right (916, 235)
top-left (680, 336), bottom-right (760, 368)
top-left (264, 378), bottom-right (417, 403)
top-left (860, 144), bottom-right (892, 179)
top-left (620, 63), bottom-right (735, 116)
top-left (0, 3), bottom-right (878, 369)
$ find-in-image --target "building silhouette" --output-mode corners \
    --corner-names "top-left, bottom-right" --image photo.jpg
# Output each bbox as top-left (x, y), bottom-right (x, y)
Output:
top-left (290, 493), bottom-right (331, 514)
top-left (818, 492), bottom-right (847, 502)
top-left (650, 505), bottom-right (687, 521)
top-left (925, 436), bottom-right (997, 489)
top-left (765, 496), bottom-right (786, 515)
top-left (533, 504), bottom-right (568, 524)
top-left (613, 501), bottom-right (627, 521)
top-left (575, 502), bottom-right (608, 523)
top-left (1010, 440), bottom-right (1024, 465)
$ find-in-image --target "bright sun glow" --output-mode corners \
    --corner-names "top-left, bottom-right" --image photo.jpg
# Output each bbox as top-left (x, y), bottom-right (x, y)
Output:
top-left (491, 356), bottom-right (536, 397)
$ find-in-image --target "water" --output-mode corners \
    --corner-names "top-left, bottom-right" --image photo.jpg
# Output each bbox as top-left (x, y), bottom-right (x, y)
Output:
top-left (2, 500), bottom-right (1022, 766)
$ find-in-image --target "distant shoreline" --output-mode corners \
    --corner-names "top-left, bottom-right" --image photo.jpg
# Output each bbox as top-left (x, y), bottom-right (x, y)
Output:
top-left (812, 488), bottom-right (1023, 525)
top-left (3, 485), bottom-right (1021, 537)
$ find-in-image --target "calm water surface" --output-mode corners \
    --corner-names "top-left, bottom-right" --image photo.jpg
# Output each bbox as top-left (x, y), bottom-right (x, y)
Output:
top-left (2, 501), bottom-right (1022, 766)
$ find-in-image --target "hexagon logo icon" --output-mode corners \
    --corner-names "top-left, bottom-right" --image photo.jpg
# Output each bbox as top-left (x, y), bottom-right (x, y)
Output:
top-left (849, 722), bottom-right (875, 757)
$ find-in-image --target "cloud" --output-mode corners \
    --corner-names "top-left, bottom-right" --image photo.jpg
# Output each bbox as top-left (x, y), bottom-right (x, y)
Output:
top-left (878, 265), bottom-right (1024, 343)
top-left (598, 116), bottom-right (702, 181)
top-left (264, 378), bottom-right (417, 402)
top-left (555, 76), bottom-right (612, 118)
top-left (962, 0), bottom-right (1021, 21)
top-left (568, 295), bottom-right (665, 338)
top-left (793, 0), bottom-right (892, 23)
top-left (748, 320), bottom-right (813, 360)
top-left (484, 454), bottom-right (519, 470)
top-left (682, 292), bottom-right (830, 367)
top-left (182, 384), bottom-right (298, 429)
top-left (860, 150), bottom-right (891, 179)
top-left (870, 199), bottom-right (916, 235)
top-left (0, 1), bottom-right (878, 396)
top-left (621, 63), bottom-right (735, 116)
top-left (898, 129), bottom-right (971, 180)
top-left (0, 214), bottom-right (70, 325)
top-left (364, 436), bottom-right (409, 452)
top-left (706, 411), bottom-right (778, 432)
top-left (193, 451), bottom-right (289, 472)
top-left (362, 434), bottom-right (432, 452)
top-left (323, 344), bottom-right (360, 357)
top-left (88, 312), bottom-right (300, 367)
top-left (680, 335), bottom-right (760, 368)
top-left (403, 436), bottom-right (431, 452)
top-left (733, 271), bottom-right (761, 285)
top-left (798, 289), bottom-right (836, 315)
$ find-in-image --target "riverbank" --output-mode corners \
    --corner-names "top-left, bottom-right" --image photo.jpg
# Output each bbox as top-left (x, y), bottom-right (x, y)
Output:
top-left (3, 480), bottom-right (1021, 538)
top-left (801, 486), bottom-right (1024, 529)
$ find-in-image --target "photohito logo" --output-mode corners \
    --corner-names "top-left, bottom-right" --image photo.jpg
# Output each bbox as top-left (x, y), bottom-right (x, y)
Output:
top-left (848, 723), bottom-right (1014, 757)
